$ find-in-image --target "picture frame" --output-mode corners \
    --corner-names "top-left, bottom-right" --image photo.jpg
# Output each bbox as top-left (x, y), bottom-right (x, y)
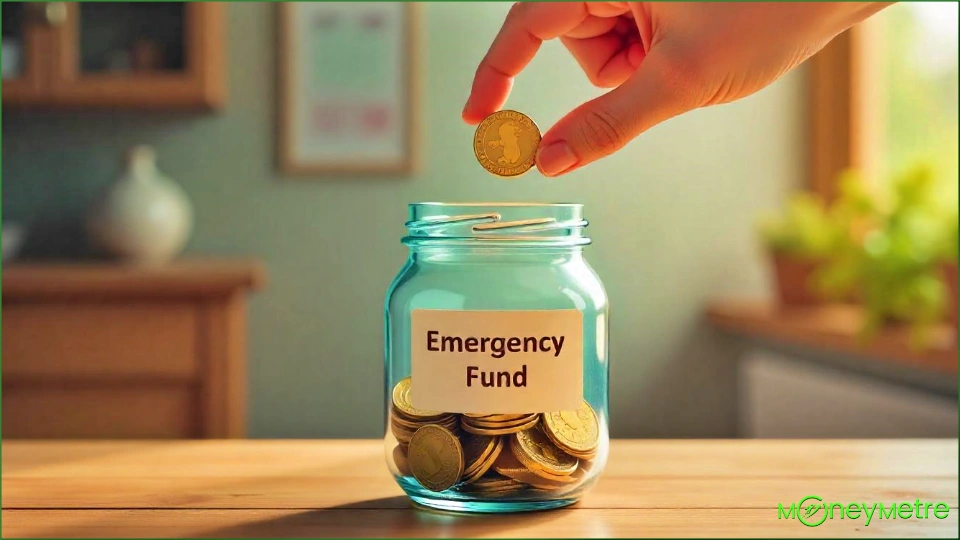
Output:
top-left (278, 2), bottom-right (418, 175)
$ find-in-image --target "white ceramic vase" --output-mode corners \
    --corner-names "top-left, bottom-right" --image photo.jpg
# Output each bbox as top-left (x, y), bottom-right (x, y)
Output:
top-left (87, 146), bottom-right (193, 265)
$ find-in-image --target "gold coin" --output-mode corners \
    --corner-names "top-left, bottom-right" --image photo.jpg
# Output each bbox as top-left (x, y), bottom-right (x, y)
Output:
top-left (461, 415), bottom-right (539, 436)
top-left (494, 456), bottom-right (571, 490)
top-left (495, 445), bottom-right (578, 485)
top-left (408, 425), bottom-right (464, 492)
top-left (462, 414), bottom-right (538, 429)
top-left (462, 434), bottom-right (496, 472)
top-left (471, 483), bottom-right (526, 496)
top-left (392, 417), bottom-right (459, 446)
top-left (463, 413), bottom-right (532, 421)
top-left (542, 400), bottom-right (600, 458)
top-left (473, 110), bottom-right (541, 177)
top-left (491, 445), bottom-right (535, 478)
top-left (392, 445), bottom-right (412, 476)
top-left (430, 417), bottom-right (461, 430)
top-left (512, 425), bottom-right (578, 477)
top-left (463, 437), bottom-right (504, 483)
top-left (459, 474), bottom-right (526, 494)
top-left (390, 419), bottom-right (417, 441)
top-left (392, 378), bottom-right (445, 420)
top-left (523, 466), bottom-right (589, 496)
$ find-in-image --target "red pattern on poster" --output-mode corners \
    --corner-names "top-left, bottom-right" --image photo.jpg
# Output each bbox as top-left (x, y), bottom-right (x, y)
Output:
top-left (361, 103), bottom-right (391, 136)
top-left (311, 101), bottom-right (345, 134)
top-left (309, 101), bottom-right (392, 138)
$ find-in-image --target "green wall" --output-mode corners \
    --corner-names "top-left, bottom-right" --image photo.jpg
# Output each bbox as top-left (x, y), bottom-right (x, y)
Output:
top-left (1, 3), bottom-right (805, 438)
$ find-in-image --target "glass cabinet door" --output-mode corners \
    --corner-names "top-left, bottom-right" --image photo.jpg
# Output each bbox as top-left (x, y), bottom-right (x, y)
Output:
top-left (2, 1), bottom-right (57, 102)
top-left (48, 2), bottom-right (224, 109)
top-left (2, 1), bottom-right (225, 109)
top-left (68, 2), bottom-right (187, 76)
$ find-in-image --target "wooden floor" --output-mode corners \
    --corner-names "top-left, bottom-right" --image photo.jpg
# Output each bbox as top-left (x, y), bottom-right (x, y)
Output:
top-left (2, 439), bottom-right (958, 538)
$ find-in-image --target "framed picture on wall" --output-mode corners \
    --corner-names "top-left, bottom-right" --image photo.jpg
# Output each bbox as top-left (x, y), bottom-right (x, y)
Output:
top-left (278, 2), bottom-right (418, 175)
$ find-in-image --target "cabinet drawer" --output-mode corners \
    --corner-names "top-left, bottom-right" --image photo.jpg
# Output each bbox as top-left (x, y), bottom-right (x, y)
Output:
top-left (2, 385), bottom-right (199, 439)
top-left (2, 303), bottom-right (199, 379)
top-left (740, 352), bottom-right (959, 438)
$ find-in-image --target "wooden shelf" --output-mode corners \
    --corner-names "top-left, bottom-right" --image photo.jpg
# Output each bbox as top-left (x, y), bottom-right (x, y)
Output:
top-left (2, 259), bottom-right (265, 300)
top-left (706, 299), bottom-right (958, 374)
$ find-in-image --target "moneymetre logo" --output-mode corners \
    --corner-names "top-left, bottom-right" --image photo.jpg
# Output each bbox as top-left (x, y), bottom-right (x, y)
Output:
top-left (779, 495), bottom-right (952, 527)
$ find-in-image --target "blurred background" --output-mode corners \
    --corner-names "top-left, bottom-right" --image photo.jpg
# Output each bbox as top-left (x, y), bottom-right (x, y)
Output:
top-left (1, 2), bottom-right (957, 440)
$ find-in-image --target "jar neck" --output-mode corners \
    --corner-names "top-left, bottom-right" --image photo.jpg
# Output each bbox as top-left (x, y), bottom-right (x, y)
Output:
top-left (409, 245), bottom-right (585, 265)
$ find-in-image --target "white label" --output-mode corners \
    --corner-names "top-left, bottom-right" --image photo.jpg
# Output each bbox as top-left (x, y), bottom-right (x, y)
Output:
top-left (410, 309), bottom-right (582, 414)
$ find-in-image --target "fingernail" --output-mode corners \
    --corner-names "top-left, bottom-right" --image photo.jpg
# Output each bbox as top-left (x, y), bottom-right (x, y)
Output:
top-left (536, 141), bottom-right (579, 177)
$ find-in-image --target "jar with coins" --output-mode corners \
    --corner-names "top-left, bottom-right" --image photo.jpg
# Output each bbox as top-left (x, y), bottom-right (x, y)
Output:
top-left (384, 202), bottom-right (609, 513)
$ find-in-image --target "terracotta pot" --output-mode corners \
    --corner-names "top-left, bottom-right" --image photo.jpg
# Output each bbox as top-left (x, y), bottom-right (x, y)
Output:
top-left (942, 262), bottom-right (958, 330)
top-left (770, 253), bottom-right (824, 307)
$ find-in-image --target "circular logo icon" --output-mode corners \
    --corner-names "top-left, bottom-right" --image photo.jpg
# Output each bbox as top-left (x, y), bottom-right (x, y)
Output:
top-left (797, 495), bottom-right (827, 527)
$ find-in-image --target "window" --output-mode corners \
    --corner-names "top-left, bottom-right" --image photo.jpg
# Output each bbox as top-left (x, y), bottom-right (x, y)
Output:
top-left (876, 2), bottom-right (958, 188)
top-left (808, 2), bottom-right (958, 199)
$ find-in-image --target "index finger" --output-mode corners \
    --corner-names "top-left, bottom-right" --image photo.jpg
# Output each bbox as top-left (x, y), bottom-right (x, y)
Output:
top-left (462, 2), bottom-right (589, 124)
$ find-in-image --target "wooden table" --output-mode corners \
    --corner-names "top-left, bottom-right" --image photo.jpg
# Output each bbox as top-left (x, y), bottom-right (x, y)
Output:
top-left (3, 440), bottom-right (957, 538)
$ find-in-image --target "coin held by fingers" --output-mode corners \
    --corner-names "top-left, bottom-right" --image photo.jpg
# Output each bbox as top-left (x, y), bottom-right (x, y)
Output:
top-left (473, 110), bottom-right (542, 178)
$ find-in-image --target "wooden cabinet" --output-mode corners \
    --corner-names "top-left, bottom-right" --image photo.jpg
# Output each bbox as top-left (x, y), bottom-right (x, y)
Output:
top-left (2, 2), bottom-right (225, 110)
top-left (1, 260), bottom-right (265, 439)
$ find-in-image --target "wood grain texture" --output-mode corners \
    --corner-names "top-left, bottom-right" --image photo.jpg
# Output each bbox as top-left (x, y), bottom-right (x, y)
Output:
top-left (2, 303), bottom-right (199, 380)
top-left (4, 3), bottom-right (226, 110)
top-left (807, 25), bottom-right (881, 201)
top-left (2, 440), bottom-right (957, 538)
top-left (1, 387), bottom-right (198, 439)
top-left (46, 2), bottom-right (226, 110)
top-left (706, 299), bottom-right (958, 374)
top-left (2, 259), bottom-right (266, 300)
top-left (1, 5), bottom-right (56, 106)
top-left (2, 260), bottom-right (263, 439)
top-left (197, 293), bottom-right (248, 438)
top-left (3, 509), bottom-right (956, 539)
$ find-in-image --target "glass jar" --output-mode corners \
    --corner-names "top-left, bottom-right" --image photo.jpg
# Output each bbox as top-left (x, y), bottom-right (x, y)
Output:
top-left (384, 202), bottom-right (609, 513)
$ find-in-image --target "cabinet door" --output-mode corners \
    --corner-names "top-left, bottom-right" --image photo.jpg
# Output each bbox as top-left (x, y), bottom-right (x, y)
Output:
top-left (47, 2), bottom-right (225, 109)
top-left (2, 1), bottom-right (58, 104)
top-left (740, 352), bottom-right (958, 438)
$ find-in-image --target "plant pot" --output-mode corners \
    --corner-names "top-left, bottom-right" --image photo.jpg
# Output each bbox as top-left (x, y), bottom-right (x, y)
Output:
top-left (770, 253), bottom-right (824, 307)
top-left (941, 261), bottom-right (958, 330)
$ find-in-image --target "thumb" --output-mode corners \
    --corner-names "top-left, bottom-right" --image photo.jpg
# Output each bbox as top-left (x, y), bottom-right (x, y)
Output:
top-left (536, 53), bottom-right (697, 177)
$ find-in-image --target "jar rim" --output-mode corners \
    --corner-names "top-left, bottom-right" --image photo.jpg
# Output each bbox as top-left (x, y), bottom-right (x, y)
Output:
top-left (411, 202), bottom-right (582, 208)
top-left (404, 202), bottom-right (589, 247)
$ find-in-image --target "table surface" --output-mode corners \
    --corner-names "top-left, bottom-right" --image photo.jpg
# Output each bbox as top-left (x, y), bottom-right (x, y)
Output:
top-left (2, 440), bottom-right (957, 538)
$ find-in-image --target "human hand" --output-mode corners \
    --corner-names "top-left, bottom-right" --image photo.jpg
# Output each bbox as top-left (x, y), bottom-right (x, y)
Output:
top-left (462, 2), bottom-right (890, 177)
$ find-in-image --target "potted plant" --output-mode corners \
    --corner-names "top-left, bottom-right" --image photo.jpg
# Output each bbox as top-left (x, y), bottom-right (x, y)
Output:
top-left (757, 193), bottom-right (840, 306)
top-left (813, 170), bottom-right (884, 304)
top-left (818, 165), bottom-right (950, 346)
top-left (937, 211), bottom-right (958, 330)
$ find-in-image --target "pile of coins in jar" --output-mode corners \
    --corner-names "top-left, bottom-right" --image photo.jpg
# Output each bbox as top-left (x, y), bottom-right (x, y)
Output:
top-left (389, 377), bottom-right (599, 496)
